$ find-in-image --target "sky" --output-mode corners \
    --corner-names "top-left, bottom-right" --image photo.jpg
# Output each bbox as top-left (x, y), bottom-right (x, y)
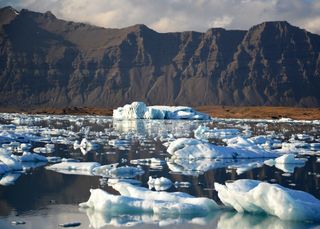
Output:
top-left (1, 0), bottom-right (319, 34)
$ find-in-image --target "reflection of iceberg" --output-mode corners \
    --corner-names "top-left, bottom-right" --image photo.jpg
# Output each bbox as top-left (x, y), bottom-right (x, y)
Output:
top-left (0, 172), bottom-right (21, 186)
top-left (130, 158), bottom-right (165, 170)
top-left (194, 125), bottom-right (239, 140)
top-left (80, 183), bottom-right (219, 217)
top-left (82, 208), bottom-right (220, 228)
top-left (217, 212), bottom-right (317, 229)
top-left (274, 163), bottom-right (305, 173)
top-left (22, 161), bottom-right (48, 170)
top-left (112, 119), bottom-right (206, 139)
top-left (215, 179), bottom-right (320, 222)
top-left (167, 158), bottom-right (265, 176)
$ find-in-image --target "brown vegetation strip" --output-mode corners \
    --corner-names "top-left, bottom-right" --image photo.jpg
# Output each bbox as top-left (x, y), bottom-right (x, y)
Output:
top-left (196, 106), bottom-right (320, 120)
top-left (0, 106), bottom-right (319, 120)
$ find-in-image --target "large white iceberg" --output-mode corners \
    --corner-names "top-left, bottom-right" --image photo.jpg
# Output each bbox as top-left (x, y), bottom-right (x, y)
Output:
top-left (215, 179), bottom-right (320, 222)
top-left (113, 102), bottom-right (210, 120)
top-left (80, 182), bottom-right (219, 216)
top-left (167, 138), bottom-right (278, 159)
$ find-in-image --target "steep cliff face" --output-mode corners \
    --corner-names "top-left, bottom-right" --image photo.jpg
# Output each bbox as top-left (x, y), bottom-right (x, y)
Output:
top-left (0, 7), bottom-right (319, 108)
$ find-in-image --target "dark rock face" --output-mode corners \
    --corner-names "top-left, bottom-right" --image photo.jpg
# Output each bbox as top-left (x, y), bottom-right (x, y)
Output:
top-left (0, 7), bottom-right (319, 108)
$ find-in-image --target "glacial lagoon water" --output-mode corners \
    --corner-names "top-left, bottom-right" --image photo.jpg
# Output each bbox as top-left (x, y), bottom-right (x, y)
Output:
top-left (0, 113), bottom-right (319, 228)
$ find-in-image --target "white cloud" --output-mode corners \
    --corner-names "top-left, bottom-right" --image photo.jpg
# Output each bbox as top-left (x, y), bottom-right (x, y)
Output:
top-left (209, 16), bottom-right (233, 28)
top-left (0, 0), bottom-right (319, 34)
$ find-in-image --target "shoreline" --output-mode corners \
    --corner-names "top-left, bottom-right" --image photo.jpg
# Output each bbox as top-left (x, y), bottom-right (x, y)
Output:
top-left (0, 106), bottom-right (319, 120)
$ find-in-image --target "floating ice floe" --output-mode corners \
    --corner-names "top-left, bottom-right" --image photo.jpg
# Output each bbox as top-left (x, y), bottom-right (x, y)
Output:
top-left (93, 163), bottom-right (144, 178)
top-left (215, 179), bottom-right (320, 222)
top-left (80, 182), bottom-right (219, 216)
top-left (194, 125), bottom-right (239, 141)
top-left (264, 154), bottom-right (307, 173)
top-left (167, 158), bottom-right (266, 176)
top-left (148, 176), bottom-right (172, 191)
top-left (274, 154), bottom-right (306, 164)
top-left (104, 165), bottom-right (144, 178)
top-left (228, 161), bottom-right (265, 175)
top-left (46, 162), bottom-right (145, 178)
top-left (130, 158), bottom-right (165, 169)
top-left (16, 152), bottom-right (48, 162)
top-left (113, 102), bottom-right (210, 120)
top-left (167, 138), bottom-right (278, 159)
top-left (74, 138), bottom-right (100, 155)
top-left (46, 162), bottom-right (101, 176)
top-left (0, 148), bottom-right (23, 172)
top-left (107, 178), bottom-right (142, 186)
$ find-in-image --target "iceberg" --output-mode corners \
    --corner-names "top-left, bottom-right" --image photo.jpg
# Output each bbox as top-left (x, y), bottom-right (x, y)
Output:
top-left (215, 179), bottom-right (320, 222)
top-left (167, 138), bottom-right (278, 159)
top-left (113, 102), bottom-right (210, 120)
top-left (80, 182), bottom-right (219, 216)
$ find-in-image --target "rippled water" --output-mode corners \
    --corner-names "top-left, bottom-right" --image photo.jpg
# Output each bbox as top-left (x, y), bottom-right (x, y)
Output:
top-left (0, 114), bottom-right (319, 228)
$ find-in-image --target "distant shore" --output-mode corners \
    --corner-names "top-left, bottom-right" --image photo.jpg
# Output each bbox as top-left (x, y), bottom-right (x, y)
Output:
top-left (0, 106), bottom-right (319, 120)
top-left (196, 106), bottom-right (320, 120)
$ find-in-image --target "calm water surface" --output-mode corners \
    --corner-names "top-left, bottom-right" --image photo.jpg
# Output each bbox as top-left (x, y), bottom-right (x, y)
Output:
top-left (0, 114), bottom-right (319, 228)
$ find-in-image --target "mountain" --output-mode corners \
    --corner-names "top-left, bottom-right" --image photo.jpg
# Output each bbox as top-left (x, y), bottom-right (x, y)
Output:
top-left (0, 6), bottom-right (320, 109)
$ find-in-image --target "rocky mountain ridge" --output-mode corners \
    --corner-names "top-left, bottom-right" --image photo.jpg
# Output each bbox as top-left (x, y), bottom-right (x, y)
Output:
top-left (0, 6), bottom-right (319, 108)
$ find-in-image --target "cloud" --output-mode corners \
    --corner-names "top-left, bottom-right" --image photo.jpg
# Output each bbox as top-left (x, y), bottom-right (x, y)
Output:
top-left (0, 0), bottom-right (319, 34)
top-left (209, 16), bottom-right (233, 28)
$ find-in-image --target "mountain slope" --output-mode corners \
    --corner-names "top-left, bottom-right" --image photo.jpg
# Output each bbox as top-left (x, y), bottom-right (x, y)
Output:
top-left (0, 7), bottom-right (319, 108)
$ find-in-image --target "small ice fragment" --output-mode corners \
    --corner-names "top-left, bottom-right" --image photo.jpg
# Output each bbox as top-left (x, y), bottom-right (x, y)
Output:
top-left (58, 222), bottom-right (81, 227)
top-left (11, 220), bottom-right (26, 225)
top-left (174, 181), bottom-right (191, 188)
top-left (148, 176), bottom-right (172, 191)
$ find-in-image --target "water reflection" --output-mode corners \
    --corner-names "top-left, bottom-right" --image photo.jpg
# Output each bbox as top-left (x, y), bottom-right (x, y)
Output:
top-left (216, 212), bottom-right (318, 229)
top-left (0, 114), bottom-right (320, 228)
